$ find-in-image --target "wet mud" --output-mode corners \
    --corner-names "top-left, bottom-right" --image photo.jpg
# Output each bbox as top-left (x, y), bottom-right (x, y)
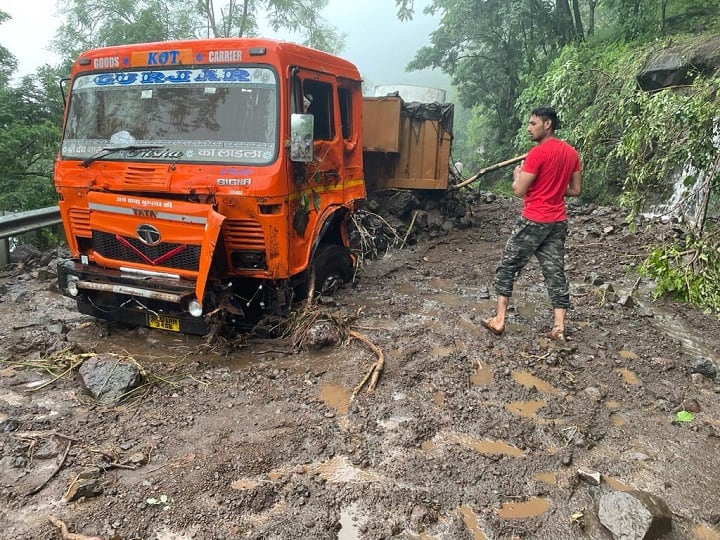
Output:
top-left (1, 195), bottom-right (720, 539)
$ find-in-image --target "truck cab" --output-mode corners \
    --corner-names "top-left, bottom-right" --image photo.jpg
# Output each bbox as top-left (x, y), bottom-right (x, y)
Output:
top-left (55, 38), bottom-right (365, 334)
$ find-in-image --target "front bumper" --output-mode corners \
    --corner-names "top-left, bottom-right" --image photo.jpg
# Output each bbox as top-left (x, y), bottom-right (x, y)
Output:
top-left (58, 259), bottom-right (210, 335)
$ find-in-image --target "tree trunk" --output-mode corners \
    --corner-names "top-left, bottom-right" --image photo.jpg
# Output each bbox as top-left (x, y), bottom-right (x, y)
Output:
top-left (572, 0), bottom-right (585, 40)
top-left (587, 0), bottom-right (597, 36)
top-left (238, 0), bottom-right (250, 37)
top-left (202, 0), bottom-right (220, 38)
top-left (555, 0), bottom-right (575, 44)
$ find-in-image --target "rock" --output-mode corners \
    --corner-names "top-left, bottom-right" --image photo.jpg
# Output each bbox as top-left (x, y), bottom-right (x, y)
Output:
top-left (598, 283), bottom-right (615, 293)
top-left (78, 354), bottom-right (144, 405)
top-left (440, 220), bottom-right (455, 233)
top-left (598, 490), bottom-right (672, 540)
top-left (637, 36), bottom-right (720, 91)
top-left (617, 293), bottom-right (634, 308)
top-left (690, 358), bottom-right (717, 379)
top-left (34, 436), bottom-right (64, 459)
top-left (650, 357), bottom-right (675, 371)
top-left (128, 452), bottom-right (146, 465)
top-left (387, 191), bottom-right (419, 218)
top-left (426, 209), bottom-right (444, 230)
top-left (586, 272), bottom-right (604, 286)
top-left (64, 478), bottom-right (103, 502)
top-left (409, 504), bottom-right (437, 532)
top-left (577, 468), bottom-right (601, 485)
top-left (0, 418), bottom-right (20, 433)
top-left (9, 244), bottom-right (42, 265)
top-left (302, 321), bottom-right (342, 350)
top-left (583, 387), bottom-right (603, 401)
top-left (680, 398), bottom-right (701, 413)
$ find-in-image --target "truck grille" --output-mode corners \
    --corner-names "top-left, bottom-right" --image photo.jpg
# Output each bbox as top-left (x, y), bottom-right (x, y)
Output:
top-left (222, 220), bottom-right (266, 249)
top-left (69, 208), bottom-right (91, 238)
top-left (92, 231), bottom-right (200, 271)
top-left (122, 166), bottom-right (170, 190)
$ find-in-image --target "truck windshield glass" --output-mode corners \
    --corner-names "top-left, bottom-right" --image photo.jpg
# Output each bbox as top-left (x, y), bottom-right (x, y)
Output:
top-left (61, 67), bottom-right (278, 165)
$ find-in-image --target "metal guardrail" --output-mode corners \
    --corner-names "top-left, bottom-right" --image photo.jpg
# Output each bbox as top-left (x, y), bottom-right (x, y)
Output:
top-left (0, 206), bottom-right (62, 266)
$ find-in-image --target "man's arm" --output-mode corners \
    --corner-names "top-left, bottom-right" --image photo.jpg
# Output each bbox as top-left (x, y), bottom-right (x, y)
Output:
top-left (512, 165), bottom-right (535, 197)
top-left (565, 170), bottom-right (582, 197)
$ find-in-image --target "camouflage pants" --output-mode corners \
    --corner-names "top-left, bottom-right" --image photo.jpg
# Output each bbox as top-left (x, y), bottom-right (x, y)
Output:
top-left (494, 217), bottom-right (570, 309)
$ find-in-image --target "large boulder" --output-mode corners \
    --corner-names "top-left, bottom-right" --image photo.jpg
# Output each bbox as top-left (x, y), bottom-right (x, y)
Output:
top-left (637, 35), bottom-right (720, 90)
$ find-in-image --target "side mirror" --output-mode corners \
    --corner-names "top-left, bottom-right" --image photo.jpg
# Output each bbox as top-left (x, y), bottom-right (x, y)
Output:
top-left (290, 113), bottom-right (314, 162)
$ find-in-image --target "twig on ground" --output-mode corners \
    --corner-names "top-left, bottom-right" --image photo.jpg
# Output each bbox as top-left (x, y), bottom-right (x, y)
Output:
top-left (401, 210), bottom-right (418, 248)
top-left (25, 440), bottom-right (72, 497)
top-left (349, 330), bottom-right (385, 401)
top-left (47, 515), bottom-right (102, 540)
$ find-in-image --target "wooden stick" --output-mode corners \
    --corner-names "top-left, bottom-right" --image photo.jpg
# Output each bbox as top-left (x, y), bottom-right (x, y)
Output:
top-left (349, 330), bottom-right (385, 400)
top-left (47, 515), bottom-right (103, 540)
top-left (451, 153), bottom-right (528, 190)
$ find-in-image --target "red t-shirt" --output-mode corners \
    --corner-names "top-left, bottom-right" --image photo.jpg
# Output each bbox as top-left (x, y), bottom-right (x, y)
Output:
top-left (521, 138), bottom-right (580, 222)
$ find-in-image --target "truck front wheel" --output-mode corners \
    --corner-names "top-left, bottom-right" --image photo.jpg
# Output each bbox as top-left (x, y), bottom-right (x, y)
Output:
top-left (309, 244), bottom-right (353, 297)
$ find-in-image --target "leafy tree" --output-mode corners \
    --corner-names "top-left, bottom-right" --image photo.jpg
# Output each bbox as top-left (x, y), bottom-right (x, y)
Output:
top-left (406, 0), bottom-right (562, 161)
top-left (53, 0), bottom-right (344, 57)
top-left (0, 11), bottom-right (62, 212)
top-left (0, 73), bottom-right (62, 212)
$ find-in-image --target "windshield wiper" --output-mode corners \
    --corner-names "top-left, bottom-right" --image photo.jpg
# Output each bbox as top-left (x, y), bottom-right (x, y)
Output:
top-left (80, 145), bottom-right (164, 168)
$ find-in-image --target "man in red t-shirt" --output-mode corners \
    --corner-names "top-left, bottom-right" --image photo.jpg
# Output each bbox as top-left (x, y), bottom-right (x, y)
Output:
top-left (481, 107), bottom-right (582, 341)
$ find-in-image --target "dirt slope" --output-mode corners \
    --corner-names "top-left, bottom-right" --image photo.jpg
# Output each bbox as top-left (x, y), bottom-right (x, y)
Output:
top-left (1, 195), bottom-right (719, 540)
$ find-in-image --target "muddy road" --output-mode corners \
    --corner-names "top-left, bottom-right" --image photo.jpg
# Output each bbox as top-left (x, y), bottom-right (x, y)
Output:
top-left (1, 195), bottom-right (720, 540)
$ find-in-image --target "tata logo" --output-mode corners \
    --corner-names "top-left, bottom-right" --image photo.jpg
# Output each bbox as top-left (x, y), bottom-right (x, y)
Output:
top-left (137, 224), bottom-right (162, 246)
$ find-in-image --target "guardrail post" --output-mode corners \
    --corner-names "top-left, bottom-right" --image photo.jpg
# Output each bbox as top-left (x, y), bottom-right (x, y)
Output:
top-left (0, 207), bottom-right (63, 267)
top-left (0, 212), bottom-right (8, 267)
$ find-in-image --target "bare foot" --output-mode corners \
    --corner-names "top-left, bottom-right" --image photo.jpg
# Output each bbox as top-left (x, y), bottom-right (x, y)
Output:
top-left (547, 327), bottom-right (565, 341)
top-left (480, 318), bottom-right (504, 336)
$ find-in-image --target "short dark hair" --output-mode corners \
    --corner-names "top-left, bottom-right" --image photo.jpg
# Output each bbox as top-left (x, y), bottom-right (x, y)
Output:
top-left (531, 107), bottom-right (560, 131)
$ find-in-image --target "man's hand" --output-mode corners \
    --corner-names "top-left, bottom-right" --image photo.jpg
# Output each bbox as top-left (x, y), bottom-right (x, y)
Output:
top-left (512, 164), bottom-right (535, 197)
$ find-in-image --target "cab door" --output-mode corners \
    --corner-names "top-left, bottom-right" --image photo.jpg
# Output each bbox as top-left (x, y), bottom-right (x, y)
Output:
top-left (287, 68), bottom-right (343, 274)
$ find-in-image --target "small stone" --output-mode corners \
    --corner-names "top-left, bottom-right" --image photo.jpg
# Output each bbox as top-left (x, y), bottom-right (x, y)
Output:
top-left (577, 468), bottom-right (601, 485)
top-left (690, 358), bottom-right (717, 379)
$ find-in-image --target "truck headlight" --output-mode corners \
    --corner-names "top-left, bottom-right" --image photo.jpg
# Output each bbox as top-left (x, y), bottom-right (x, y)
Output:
top-left (66, 277), bottom-right (79, 297)
top-left (188, 299), bottom-right (203, 317)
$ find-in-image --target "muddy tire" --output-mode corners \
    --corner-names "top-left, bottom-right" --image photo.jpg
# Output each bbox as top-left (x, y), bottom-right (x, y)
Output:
top-left (310, 244), bottom-right (353, 297)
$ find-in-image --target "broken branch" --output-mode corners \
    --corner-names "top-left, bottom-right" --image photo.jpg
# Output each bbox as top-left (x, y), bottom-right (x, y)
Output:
top-left (25, 440), bottom-right (72, 497)
top-left (451, 153), bottom-right (528, 190)
top-left (47, 515), bottom-right (103, 540)
top-left (349, 329), bottom-right (385, 400)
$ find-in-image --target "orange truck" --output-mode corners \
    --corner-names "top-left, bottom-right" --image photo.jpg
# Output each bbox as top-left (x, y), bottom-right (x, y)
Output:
top-left (55, 38), bottom-right (452, 334)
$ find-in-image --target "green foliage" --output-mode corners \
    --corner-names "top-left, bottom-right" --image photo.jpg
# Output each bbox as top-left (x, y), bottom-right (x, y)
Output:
top-left (0, 68), bottom-right (62, 212)
top-left (514, 35), bottom-right (719, 213)
top-left (614, 72), bottom-right (719, 224)
top-left (640, 231), bottom-right (720, 315)
top-left (53, 0), bottom-right (344, 56)
top-left (515, 41), bottom-right (644, 205)
top-left (408, 0), bottom-right (562, 153)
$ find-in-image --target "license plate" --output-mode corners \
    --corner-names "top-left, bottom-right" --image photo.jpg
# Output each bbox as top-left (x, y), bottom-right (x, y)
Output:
top-left (148, 314), bottom-right (180, 332)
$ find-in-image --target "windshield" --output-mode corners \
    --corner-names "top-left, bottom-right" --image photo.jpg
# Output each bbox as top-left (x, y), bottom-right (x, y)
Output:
top-left (61, 67), bottom-right (278, 165)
